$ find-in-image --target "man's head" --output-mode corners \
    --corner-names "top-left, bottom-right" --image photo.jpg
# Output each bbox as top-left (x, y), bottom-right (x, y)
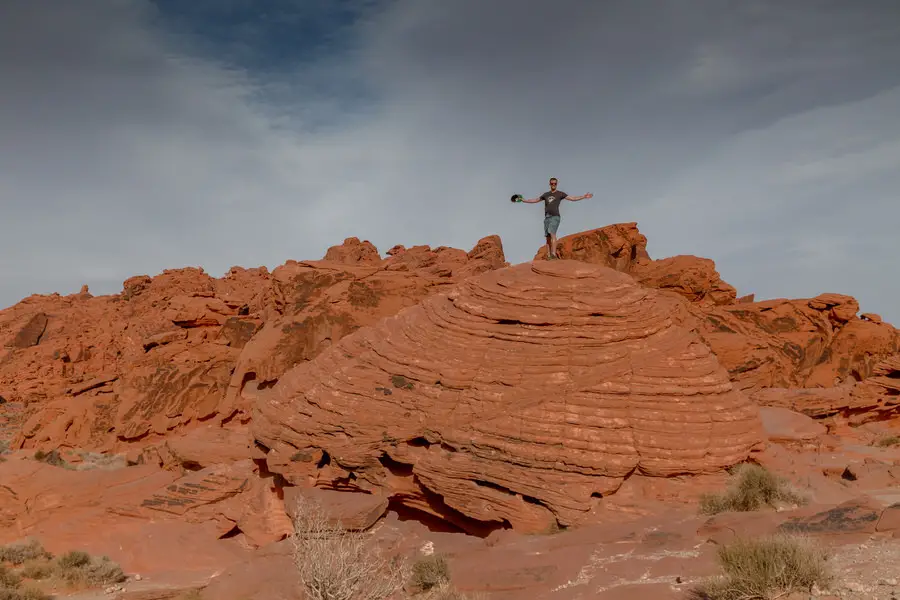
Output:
top-left (549, 177), bottom-right (558, 190)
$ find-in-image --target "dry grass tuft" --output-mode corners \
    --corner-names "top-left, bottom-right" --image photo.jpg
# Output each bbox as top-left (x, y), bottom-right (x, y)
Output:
top-left (0, 565), bottom-right (21, 589)
top-left (0, 587), bottom-right (53, 600)
top-left (699, 463), bottom-right (805, 515)
top-left (0, 540), bottom-right (125, 594)
top-left (419, 582), bottom-right (487, 600)
top-left (0, 541), bottom-right (51, 567)
top-left (53, 551), bottom-right (126, 587)
top-left (874, 435), bottom-right (900, 448)
top-left (0, 563), bottom-right (51, 600)
top-left (291, 497), bottom-right (408, 600)
top-left (689, 533), bottom-right (832, 600)
top-left (411, 554), bottom-right (450, 592)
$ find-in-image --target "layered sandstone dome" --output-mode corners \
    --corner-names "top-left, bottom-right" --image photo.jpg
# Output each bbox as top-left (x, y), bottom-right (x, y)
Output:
top-left (253, 260), bottom-right (764, 532)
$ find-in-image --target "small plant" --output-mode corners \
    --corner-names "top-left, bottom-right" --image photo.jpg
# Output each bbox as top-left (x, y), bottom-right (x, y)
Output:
top-left (0, 541), bottom-right (51, 567)
top-left (291, 497), bottom-right (408, 600)
top-left (0, 587), bottom-right (53, 600)
top-left (874, 435), bottom-right (900, 448)
top-left (16, 563), bottom-right (51, 581)
top-left (0, 564), bottom-right (22, 588)
top-left (411, 554), bottom-right (450, 592)
top-left (54, 552), bottom-right (125, 587)
top-left (0, 541), bottom-right (124, 592)
top-left (688, 533), bottom-right (832, 599)
top-left (699, 463), bottom-right (804, 515)
top-left (419, 582), bottom-right (487, 600)
top-left (0, 563), bottom-right (52, 600)
top-left (55, 551), bottom-right (89, 571)
top-left (32, 450), bottom-right (66, 468)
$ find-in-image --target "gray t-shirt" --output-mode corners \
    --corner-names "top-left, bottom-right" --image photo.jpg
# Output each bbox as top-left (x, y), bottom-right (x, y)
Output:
top-left (541, 190), bottom-right (568, 217)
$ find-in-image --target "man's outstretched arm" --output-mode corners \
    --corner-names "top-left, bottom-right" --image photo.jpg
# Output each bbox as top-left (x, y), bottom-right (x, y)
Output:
top-left (520, 196), bottom-right (544, 203)
top-left (566, 192), bottom-right (594, 201)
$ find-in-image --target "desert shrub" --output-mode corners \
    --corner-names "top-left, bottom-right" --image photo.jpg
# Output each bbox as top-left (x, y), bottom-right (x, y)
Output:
top-left (0, 564), bottom-right (51, 600)
top-left (32, 449), bottom-right (70, 469)
top-left (689, 533), bottom-right (831, 599)
top-left (420, 582), bottom-right (486, 600)
top-left (411, 554), bottom-right (450, 592)
top-left (54, 552), bottom-right (125, 587)
top-left (0, 540), bottom-right (51, 566)
top-left (0, 587), bottom-right (52, 600)
top-left (291, 497), bottom-right (408, 600)
top-left (699, 463), bottom-right (804, 515)
top-left (874, 435), bottom-right (900, 448)
top-left (16, 563), bottom-right (52, 581)
top-left (54, 551), bottom-right (89, 571)
top-left (0, 564), bottom-right (21, 589)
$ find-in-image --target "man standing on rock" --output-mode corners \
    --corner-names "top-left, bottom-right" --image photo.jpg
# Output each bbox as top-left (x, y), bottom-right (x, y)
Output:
top-left (517, 177), bottom-right (593, 259)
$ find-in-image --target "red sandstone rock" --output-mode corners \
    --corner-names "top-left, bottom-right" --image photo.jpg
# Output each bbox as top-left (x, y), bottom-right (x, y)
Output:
top-left (534, 224), bottom-right (736, 308)
top-left (877, 503), bottom-right (900, 535)
top-left (687, 296), bottom-right (899, 393)
top-left (252, 261), bottom-right (763, 534)
top-left (532, 223), bottom-right (651, 271)
top-left (220, 235), bottom-right (508, 424)
top-left (1, 266), bottom-right (270, 455)
top-left (758, 406), bottom-right (827, 444)
top-left (3, 236), bottom-right (507, 459)
top-left (535, 224), bottom-right (900, 423)
top-left (323, 236), bottom-right (382, 264)
top-left (750, 354), bottom-right (900, 423)
top-left (283, 487), bottom-right (390, 531)
top-left (634, 255), bottom-right (737, 307)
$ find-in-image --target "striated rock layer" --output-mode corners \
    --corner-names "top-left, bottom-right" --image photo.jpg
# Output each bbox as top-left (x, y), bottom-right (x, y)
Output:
top-left (253, 260), bottom-right (763, 533)
top-left (3, 235), bottom-right (507, 461)
top-left (538, 225), bottom-right (900, 422)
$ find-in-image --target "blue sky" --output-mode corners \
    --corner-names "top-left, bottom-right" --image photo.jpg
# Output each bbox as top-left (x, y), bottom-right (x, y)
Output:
top-left (1, 0), bottom-right (899, 323)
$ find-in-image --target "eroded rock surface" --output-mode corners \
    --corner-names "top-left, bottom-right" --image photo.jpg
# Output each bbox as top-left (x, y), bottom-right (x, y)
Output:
top-left (221, 235), bottom-right (508, 423)
top-left (253, 260), bottom-right (763, 533)
top-left (3, 236), bottom-right (507, 459)
top-left (539, 224), bottom-right (900, 423)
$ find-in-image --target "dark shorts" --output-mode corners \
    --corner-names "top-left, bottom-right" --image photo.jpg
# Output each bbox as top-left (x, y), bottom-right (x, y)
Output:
top-left (544, 215), bottom-right (560, 236)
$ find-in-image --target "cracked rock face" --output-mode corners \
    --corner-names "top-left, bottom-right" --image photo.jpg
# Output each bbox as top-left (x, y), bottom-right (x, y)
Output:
top-left (253, 260), bottom-right (763, 534)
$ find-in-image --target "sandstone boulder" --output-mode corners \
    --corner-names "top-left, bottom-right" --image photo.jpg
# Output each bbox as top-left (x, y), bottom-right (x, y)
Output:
top-left (252, 260), bottom-right (763, 534)
top-left (534, 224), bottom-right (736, 308)
top-left (758, 406), bottom-right (827, 444)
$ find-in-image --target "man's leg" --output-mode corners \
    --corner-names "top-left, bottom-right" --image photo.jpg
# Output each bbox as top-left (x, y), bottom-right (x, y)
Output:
top-left (548, 216), bottom-right (561, 258)
top-left (543, 218), bottom-right (554, 258)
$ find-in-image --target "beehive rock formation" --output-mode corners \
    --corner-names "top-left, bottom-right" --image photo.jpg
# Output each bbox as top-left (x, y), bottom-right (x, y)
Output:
top-left (253, 260), bottom-right (764, 533)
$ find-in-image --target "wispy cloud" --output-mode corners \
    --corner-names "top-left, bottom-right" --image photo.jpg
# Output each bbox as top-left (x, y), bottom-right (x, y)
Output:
top-left (1, 0), bottom-right (898, 323)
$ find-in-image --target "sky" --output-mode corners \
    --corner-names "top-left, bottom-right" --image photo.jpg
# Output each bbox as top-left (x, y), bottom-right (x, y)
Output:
top-left (2, 0), bottom-right (899, 323)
